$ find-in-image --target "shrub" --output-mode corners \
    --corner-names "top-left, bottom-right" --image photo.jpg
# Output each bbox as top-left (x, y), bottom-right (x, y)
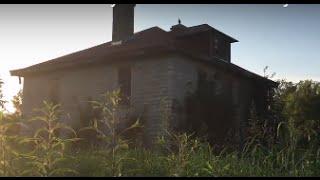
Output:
top-left (79, 89), bottom-right (140, 177)
top-left (18, 101), bottom-right (80, 177)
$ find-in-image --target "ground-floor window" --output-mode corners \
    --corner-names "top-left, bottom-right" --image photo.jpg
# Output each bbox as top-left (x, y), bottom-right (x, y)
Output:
top-left (118, 66), bottom-right (131, 105)
top-left (49, 78), bottom-right (60, 105)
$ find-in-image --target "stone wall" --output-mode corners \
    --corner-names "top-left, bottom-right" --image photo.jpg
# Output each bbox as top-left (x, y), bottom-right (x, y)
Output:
top-left (22, 65), bottom-right (118, 133)
top-left (21, 54), bottom-right (184, 144)
top-left (131, 55), bottom-right (172, 145)
top-left (21, 53), bottom-right (264, 147)
top-left (231, 77), bottom-right (254, 149)
top-left (167, 56), bottom-right (238, 142)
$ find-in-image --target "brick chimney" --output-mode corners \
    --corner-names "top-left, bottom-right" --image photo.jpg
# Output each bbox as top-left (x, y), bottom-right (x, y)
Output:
top-left (112, 4), bottom-right (136, 42)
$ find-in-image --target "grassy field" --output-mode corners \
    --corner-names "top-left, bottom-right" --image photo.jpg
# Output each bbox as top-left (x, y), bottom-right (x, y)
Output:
top-left (0, 81), bottom-right (319, 177)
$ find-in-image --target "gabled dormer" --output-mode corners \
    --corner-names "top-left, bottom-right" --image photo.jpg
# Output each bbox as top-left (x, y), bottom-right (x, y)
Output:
top-left (209, 26), bottom-right (238, 62)
top-left (170, 23), bottom-right (238, 63)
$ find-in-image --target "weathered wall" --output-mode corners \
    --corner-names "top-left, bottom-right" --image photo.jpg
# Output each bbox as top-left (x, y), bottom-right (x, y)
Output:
top-left (131, 55), bottom-right (185, 145)
top-left (167, 56), bottom-right (198, 131)
top-left (22, 65), bottom-right (118, 132)
top-left (231, 77), bottom-right (254, 149)
top-left (58, 65), bottom-right (118, 129)
top-left (22, 55), bottom-right (181, 144)
top-left (21, 53), bottom-right (263, 147)
top-left (23, 75), bottom-right (51, 118)
top-left (167, 56), bottom-right (237, 141)
top-left (164, 55), bottom-right (260, 147)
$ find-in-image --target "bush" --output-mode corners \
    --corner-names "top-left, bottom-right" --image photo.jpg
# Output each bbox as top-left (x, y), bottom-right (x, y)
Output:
top-left (0, 82), bottom-right (319, 177)
top-left (17, 101), bottom-right (80, 176)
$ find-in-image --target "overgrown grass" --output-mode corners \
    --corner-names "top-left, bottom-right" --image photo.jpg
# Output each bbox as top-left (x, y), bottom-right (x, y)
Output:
top-left (0, 88), bottom-right (318, 177)
top-left (17, 102), bottom-right (80, 176)
top-left (69, 139), bottom-right (319, 177)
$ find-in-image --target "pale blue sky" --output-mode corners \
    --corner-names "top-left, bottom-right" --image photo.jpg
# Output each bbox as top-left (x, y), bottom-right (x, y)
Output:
top-left (135, 4), bottom-right (320, 81)
top-left (0, 4), bottom-right (319, 111)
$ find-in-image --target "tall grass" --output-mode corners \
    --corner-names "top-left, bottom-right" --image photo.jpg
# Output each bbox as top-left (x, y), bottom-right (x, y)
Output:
top-left (0, 89), bottom-right (318, 177)
top-left (79, 90), bottom-right (140, 177)
top-left (17, 101), bottom-right (80, 176)
top-left (0, 111), bottom-right (22, 176)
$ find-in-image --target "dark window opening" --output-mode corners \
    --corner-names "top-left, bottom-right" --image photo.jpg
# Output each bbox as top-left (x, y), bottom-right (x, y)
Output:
top-left (118, 66), bottom-right (131, 105)
top-left (214, 39), bottom-right (219, 49)
top-left (198, 70), bottom-right (214, 97)
top-left (49, 79), bottom-right (59, 105)
top-left (198, 70), bottom-right (224, 97)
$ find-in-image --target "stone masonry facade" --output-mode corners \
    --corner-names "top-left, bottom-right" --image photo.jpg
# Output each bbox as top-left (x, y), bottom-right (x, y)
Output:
top-left (21, 53), bottom-right (260, 146)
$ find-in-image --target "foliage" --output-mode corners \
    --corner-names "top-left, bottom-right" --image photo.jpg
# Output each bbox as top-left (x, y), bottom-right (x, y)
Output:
top-left (243, 79), bottom-right (320, 176)
top-left (184, 71), bottom-right (234, 146)
top-left (282, 80), bottom-right (320, 147)
top-left (0, 111), bottom-right (25, 176)
top-left (4, 90), bottom-right (23, 123)
top-left (18, 101), bottom-right (80, 177)
top-left (0, 80), bottom-right (318, 177)
top-left (12, 90), bottom-right (23, 117)
top-left (79, 89), bottom-right (140, 176)
top-left (0, 79), bottom-right (6, 111)
top-left (0, 79), bottom-right (24, 176)
top-left (161, 133), bottom-right (201, 177)
top-left (157, 97), bottom-right (224, 176)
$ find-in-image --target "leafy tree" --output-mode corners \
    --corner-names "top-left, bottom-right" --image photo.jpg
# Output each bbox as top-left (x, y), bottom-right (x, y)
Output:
top-left (12, 90), bottom-right (22, 117)
top-left (0, 82), bottom-right (25, 176)
top-left (248, 79), bottom-right (320, 151)
top-left (0, 79), bottom-right (6, 111)
top-left (281, 80), bottom-right (320, 149)
top-left (0, 111), bottom-right (24, 176)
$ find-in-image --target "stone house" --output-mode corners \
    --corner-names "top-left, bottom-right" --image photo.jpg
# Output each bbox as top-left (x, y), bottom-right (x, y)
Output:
top-left (10, 4), bottom-right (277, 146)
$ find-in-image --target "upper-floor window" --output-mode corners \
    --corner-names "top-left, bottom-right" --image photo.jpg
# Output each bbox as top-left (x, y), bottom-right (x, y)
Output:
top-left (214, 39), bottom-right (219, 50)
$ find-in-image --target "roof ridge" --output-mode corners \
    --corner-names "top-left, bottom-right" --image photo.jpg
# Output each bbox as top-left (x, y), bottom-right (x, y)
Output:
top-left (133, 26), bottom-right (167, 35)
top-left (185, 24), bottom-right (238, 42)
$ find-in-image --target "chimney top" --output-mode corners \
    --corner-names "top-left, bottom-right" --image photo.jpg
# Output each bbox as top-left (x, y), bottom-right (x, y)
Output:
top-left (112, 4), bottom-right (136, 42)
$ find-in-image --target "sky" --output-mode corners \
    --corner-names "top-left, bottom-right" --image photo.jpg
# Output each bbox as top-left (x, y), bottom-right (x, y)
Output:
top-left (0, 4), bottom-right (319, 112)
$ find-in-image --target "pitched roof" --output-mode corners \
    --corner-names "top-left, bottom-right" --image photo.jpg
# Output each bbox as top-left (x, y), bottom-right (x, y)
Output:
top-left (177, 24), bottom-right (238, 43)
top-left (10, 24), bottom-right (276, 87)
top-left (11, 26), bottom-right (174, 76)
top-left (179, 51), bottom-right (278, 87)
